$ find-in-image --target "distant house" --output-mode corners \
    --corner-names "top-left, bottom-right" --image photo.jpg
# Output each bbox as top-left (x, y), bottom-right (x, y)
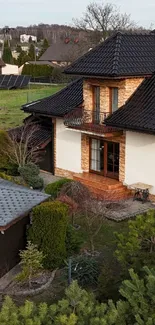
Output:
top-left (0, 58), bottom-right (5, 74)
top-left (39, 38), bottom-right (90, 66)
top-left (20, 34), bottom-right (37, 43)
top-left (0, 179), bottom-right (49, 277)
top-left (2, 63), bottom-right (19, 75)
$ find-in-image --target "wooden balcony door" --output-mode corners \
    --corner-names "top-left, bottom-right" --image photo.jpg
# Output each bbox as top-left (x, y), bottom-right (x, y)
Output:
top-left (90, 138), bottom-right (119, 179)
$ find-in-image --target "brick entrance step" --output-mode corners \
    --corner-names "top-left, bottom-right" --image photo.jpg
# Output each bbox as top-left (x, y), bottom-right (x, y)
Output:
top-left (73, 172), bottom-right (132, 201)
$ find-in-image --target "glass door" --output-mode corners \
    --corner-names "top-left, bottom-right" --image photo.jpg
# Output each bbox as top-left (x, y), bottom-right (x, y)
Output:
top-left (90, 139), bottom-right (104, 173)
top-left (107, 142), bottom-right (119, 179)
top-left (90, 139), bottom-right (119, 179)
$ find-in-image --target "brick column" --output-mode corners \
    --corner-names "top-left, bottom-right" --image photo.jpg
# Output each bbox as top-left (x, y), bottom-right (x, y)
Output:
top-left (81, 134), bottom-right (89, 172)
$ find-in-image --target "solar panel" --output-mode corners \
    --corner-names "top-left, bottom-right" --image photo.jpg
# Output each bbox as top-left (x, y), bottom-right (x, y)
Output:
top-left (0, 75), bottom-right (31, 90)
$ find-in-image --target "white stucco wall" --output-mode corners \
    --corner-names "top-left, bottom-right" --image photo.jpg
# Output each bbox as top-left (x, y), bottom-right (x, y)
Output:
top-left (125, 131), bottom-right (155, 194)
top-left (2, 64), bottom-right (19, 75)
top-left (56, 118), bottom-right (82, 173)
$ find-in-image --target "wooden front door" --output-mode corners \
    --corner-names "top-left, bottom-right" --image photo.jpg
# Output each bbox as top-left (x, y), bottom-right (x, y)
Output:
top-left (90, 138), bottom-right (119, 179)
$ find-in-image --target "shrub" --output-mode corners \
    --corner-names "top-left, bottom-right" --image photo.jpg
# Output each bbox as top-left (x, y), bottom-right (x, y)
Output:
top-left (18, 163), bottom-right (43, 189)
top-left (97, 258), bottom-right (122, 301)
top-left (45, 178), bottom-right (72, 199)
top-left (69, 256), bottom-right (100, 287)
top-left (59, 180), bottom-right (91, 204)
top-left (27, 175), bottom-right (44, 190)
top-left (115, 209), bottom-right (155, 273)
top-left (0, 130), bottom-right (11, 171)
top-left (0, 172), bottom-right (12, 181)
top-left (6, 163), bottom-right (19, 176)
top-left (28, 201), bottom-right (68, 269)
top-left (18, 163), bottom-right (39, 180)
top-left (16, 241), bottom-right (44, 288)
top-left (65, 224), bottom-right (84, 256)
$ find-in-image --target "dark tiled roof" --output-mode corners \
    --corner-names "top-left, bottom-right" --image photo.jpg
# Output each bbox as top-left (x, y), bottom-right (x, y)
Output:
top-left (39, 40), bottom-right (89, 62)
top-left (0, 59), bottom-right (5, 67)
top-left (65, 32), bottom-right (155, 77)
top-left (105, 74), bottom-right (155, 133)
top-left (9, 125), bottom-right (52, 148)
top-left (22, 78), bottom-right (83, 117)
top-left (0, 179), bottom-right (49, 230)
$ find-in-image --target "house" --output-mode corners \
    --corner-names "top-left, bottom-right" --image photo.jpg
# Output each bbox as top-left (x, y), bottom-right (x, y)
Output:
top-left (2, 63), bottom-right (19, 75)
top-left (0, 58), bottom-right (5, 74)
top-left (105, 73), bottom-right (155, 199)
top-left (39, 38), bottom-right (90, 66)
top-left (22, 31), bottom-right (155, 200)
top-left (0, 178), bottom-right (49, 277)
top-left (20, 34), bottom-right (37, 43)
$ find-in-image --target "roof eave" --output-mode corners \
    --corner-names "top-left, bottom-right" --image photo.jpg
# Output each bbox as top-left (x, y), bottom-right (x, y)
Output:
top-left (64, 71), bottom-right (152, 79)
top-left (105, 123), bottom-right (155, 135)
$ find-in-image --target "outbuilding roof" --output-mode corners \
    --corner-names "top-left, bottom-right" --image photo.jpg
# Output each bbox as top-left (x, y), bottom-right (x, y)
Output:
top-left (0, 179), bottom-right (49, 231)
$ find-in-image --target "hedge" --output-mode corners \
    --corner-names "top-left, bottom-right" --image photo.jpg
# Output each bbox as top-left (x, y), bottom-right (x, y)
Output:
top-left (45, 178), bottom-right (72, 199)
top-left (22, 63), bottom-right (53, 77)
top-left (28, 201), bottom-right (68, 269)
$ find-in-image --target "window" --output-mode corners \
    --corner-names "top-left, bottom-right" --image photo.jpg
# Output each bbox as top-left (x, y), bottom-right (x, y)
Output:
top-left (93, 86), bottom-right (100, 123)
top-left (110, 87), bottom-right (118, 113)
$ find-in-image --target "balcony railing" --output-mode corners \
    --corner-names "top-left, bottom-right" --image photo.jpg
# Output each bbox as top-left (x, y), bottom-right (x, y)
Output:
top-left (64, 108), bottom-right (117, 134)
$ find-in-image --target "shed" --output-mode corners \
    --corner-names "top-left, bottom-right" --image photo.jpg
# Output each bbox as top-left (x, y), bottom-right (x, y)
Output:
top-left (0, 179), bottom-right (49, 277)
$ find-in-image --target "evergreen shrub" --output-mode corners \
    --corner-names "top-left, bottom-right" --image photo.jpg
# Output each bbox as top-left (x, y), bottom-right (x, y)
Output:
top-left (28, 201), bottom-right (68, 268)
top-left (45, 178), bottom-right (72, 198)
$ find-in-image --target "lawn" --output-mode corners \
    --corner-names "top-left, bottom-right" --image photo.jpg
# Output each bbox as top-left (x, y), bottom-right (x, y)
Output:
top-left (0, 84), bottom-right (64, 130)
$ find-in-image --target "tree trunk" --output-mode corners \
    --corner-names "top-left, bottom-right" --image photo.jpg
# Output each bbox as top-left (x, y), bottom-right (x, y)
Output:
top-left (90, 238), bottom-right (95, 255)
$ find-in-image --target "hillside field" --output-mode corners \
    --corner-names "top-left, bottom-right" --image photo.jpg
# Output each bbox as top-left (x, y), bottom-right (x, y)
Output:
top-left (0, 84), bottom-right (64, 130)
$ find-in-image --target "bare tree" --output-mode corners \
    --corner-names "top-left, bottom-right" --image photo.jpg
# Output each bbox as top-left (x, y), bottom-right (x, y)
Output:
top-left (73, 2), bottom-right (137, 44)
top-left (7, 122), bottom-right (42, 167)
top-left (81, 198), bottom-right (105, 254)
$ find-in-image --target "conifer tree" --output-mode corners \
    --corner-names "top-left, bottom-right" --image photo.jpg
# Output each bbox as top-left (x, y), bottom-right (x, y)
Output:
top-left (2, 40), bottom-right (13, 64)
top-left (38, 38), bottom-right (49, 58)
top-left (28, 43), bottom-right (35, 60)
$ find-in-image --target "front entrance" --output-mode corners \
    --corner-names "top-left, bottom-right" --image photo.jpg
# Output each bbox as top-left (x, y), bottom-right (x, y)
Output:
top-left (90, 138), bottom-right (119, 179)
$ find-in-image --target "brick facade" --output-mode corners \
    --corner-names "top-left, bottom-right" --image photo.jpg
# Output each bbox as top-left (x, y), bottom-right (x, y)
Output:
top-left (83, 77), bottom-right (144, 114)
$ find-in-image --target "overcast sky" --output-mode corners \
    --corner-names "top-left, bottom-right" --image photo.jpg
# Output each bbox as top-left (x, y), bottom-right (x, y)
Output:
top-left (0, 0), bottom-right (154, 28)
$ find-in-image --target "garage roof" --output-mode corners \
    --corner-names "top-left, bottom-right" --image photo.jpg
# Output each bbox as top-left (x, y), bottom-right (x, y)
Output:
top-left (0, 179), bottom-right (49, 231)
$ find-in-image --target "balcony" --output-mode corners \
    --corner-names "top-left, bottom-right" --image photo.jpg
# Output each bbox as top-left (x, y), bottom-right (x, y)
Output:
top-left (64, 107), bottom-right (120, 135)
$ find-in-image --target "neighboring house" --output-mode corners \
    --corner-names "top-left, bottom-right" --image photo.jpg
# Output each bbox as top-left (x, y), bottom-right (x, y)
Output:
top-left (0, 58), bottom-right (5, 74)
top-left (22, 31), bottom-right (155, 200)
top-left (2, 63), bottom-right (19, 75)
top-left (39, 38), bottom-right (90, 66)
top-left (20, 34), bottom-right (37, 43)
top-left (0, 178), bottom-right (48, 277)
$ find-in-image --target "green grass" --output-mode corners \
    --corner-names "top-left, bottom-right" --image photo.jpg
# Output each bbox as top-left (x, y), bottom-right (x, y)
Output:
top-left (0, 84), bottom-right (64, 130)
